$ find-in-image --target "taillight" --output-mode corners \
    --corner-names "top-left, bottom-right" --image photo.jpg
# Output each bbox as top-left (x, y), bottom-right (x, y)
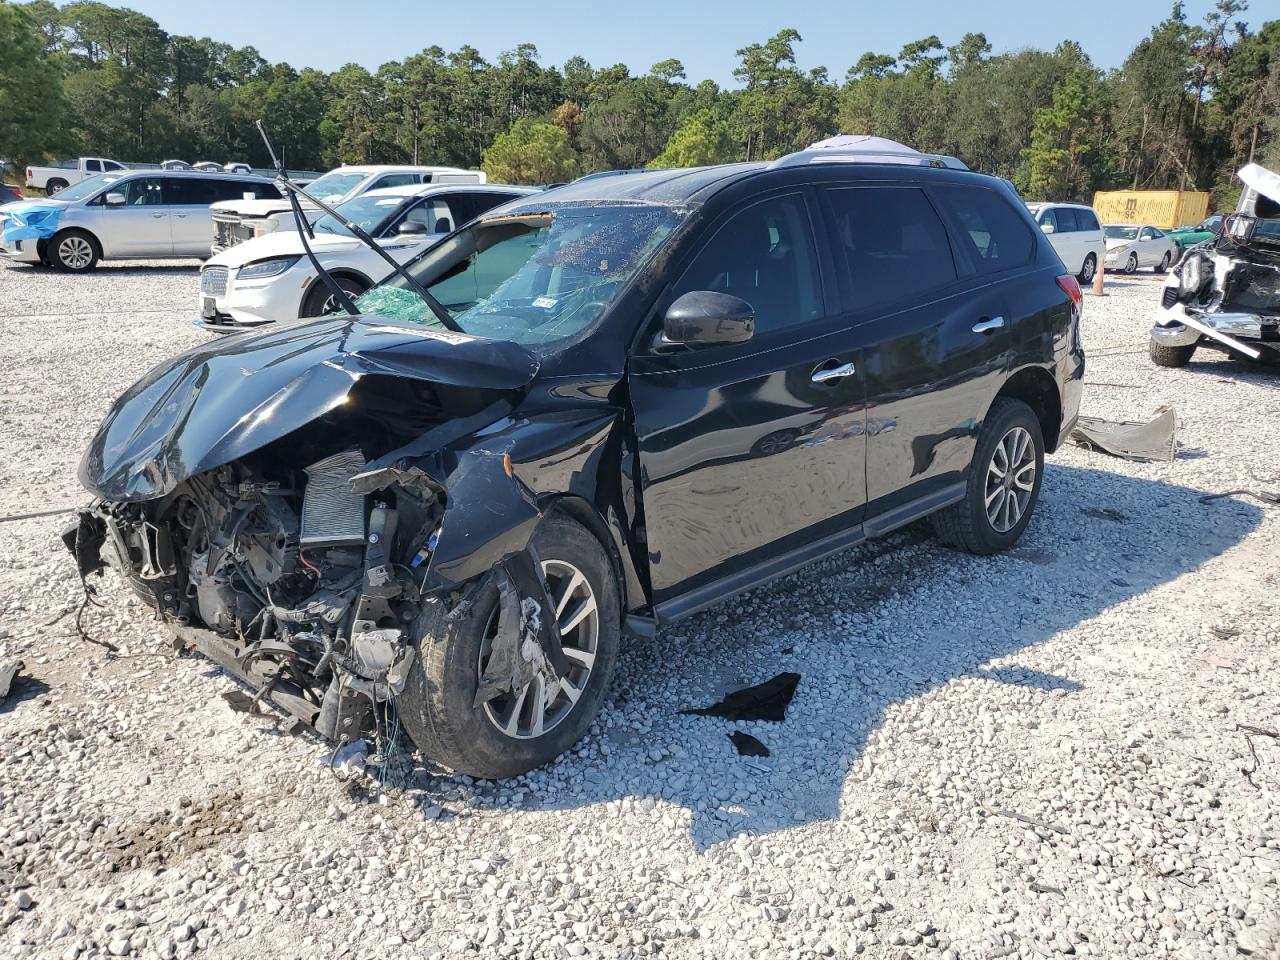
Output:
top-left (1056, 274), bottom-right (1082, 305)
top-left (25, 167), bottom-right (31, 180)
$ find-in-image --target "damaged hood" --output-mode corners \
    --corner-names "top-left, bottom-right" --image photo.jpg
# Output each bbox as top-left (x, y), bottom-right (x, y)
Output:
top-left (1239, 163), bottom-right (1280, 208)
top-left (80, 316), bottom-right (539, 501)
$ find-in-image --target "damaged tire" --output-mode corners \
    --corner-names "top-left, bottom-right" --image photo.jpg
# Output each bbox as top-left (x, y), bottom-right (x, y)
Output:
top-left (932, 397), bottom-right (1043, 555)
top-left (398, 512), bottom-right (621, 779)
top-left (1149, 338), bottom-right (1196, 368)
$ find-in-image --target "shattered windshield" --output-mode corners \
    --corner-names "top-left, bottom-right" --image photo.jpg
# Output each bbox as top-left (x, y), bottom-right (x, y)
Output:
top-left (1105, 225), bottom-right (1139, 240)
top-left (305, 172), bottom-right (366, 203)
top-left (354, 203), bottom-right (683, 348)
top-left (313, 193), bottom-right (407, 237)
top-left (58, 174), bottom-right (123, 203)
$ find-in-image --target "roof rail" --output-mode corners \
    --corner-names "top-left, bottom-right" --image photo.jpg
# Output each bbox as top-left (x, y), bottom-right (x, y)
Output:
top-left (767, 148), bottom-right (969, 171)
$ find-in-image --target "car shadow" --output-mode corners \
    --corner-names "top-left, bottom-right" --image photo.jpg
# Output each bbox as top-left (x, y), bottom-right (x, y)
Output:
top-left (417, 463), bottom-right (1261, 849)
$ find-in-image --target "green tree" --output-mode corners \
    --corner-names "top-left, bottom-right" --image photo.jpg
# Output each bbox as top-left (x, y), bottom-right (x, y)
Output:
top-left (0, 0), bottom-right (70, 163)
top-left (1026, 68), bottom-right (1099, 199)
top-left (649, 110), bottom-right (736, 167)
top-left (482, 118), bottom-right (577, 184)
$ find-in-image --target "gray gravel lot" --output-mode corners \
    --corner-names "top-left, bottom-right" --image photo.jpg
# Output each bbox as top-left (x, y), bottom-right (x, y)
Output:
top-left (0, 259), bottom-right (1278, 960)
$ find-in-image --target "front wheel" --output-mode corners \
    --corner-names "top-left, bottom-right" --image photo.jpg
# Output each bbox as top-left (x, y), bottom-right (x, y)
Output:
top-left (1123, 252), bottom-right (1138, 275)
top-left (398, 512), bottom-right (621, 779)
top-left (300, 276), bottom-right (367, 317)
top-left (1150, 338), bottom-right (1195, 368)
top-left (1077, 253), bottom-right (1097, 285)
top-left (50, 230), bottom-right (99, 271)
top-left (932, 398), bottom-right (1044, 555)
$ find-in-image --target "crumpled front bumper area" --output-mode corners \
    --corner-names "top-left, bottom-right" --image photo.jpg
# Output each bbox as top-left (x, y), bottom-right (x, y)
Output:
top-left (1152, 303), bottom-right (1280, 360)
top-left (0, 203), bottom-right (62, 262)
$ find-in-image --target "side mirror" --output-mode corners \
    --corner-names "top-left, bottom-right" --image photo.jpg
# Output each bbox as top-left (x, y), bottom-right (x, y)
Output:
top-left (104, 192), bottom-right (125, 206)
top-left (1039, 222), bottom-right (1055, 234)
top-left (662, 290), bottom-right (755, 347)
top-left (397, 220), bottom-right (428, 235)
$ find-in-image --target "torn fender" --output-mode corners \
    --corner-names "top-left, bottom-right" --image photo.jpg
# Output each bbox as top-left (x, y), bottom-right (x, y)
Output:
top-left (79, 316), bottom-right (539, 502)
top-left (0, 201), bottom-right (63, 244)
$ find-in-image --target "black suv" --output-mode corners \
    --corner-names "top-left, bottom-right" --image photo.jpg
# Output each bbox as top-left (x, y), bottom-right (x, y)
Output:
top-left (70, 150), bottom-right (1085, 778)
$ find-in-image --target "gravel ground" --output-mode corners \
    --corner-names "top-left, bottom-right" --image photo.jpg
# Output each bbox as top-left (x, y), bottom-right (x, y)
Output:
top-left (1, 259), bottom-right (1278, 960)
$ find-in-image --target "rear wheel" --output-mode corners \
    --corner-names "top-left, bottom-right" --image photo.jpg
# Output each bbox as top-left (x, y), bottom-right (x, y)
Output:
top-left (1149, 339), bottom-right (1195, 368)
top-left (1077, 254), bottom-right (1096, 285)
top-left (45, 178), bottom-right (68, 196)
top-left (50, 230), bottom-right (99, 271)
top-left (1155, 251), bottom-right (1171, 274)
top-left (398, 513), bottom-right (621, 779)
top-left (932, 398), bottom-right (1044, 555)
top-left (300, 276), bottom-right (367, 317)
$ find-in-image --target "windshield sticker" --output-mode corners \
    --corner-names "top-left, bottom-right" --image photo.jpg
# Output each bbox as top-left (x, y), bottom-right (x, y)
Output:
top-left (532, 296), bottom-right (558, 310)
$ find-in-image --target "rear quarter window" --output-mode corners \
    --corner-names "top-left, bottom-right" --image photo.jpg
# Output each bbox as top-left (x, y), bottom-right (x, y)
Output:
top-left (933, 184), bottom-right (1034, 275)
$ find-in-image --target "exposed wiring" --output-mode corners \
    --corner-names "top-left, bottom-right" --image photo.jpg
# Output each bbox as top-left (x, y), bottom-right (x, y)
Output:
top-left (299, 550), bottom-right (322, 578)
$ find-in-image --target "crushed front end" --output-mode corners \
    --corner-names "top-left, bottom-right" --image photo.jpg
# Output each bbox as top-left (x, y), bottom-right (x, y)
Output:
top-left (1152, 163), bottom-right (1280, 364)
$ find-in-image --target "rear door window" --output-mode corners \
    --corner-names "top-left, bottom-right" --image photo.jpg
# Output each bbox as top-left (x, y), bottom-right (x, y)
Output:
top-left (372, 173), bottom-right (419, 190)
top-left (673, 193), bottom-right (823, 336)
top-left (932, 184), bottom-right (1034, 275)
top-left (165, 178), bottom-right (217, 205)
top-left (1056, 208), bottom-right (1080, 232)
top-left (823, 186), bottom-right (956, 311)
top-left (1078, 208), bottom-right (1100, 232)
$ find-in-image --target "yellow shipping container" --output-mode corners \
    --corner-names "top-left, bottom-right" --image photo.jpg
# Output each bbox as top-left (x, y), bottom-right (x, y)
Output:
top-left (1091, 190), bottom-right (1211, 230)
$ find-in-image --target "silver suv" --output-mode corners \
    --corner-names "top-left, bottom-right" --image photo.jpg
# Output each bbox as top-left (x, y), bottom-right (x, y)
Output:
top-left (0, 171), bottom-right (281, 271)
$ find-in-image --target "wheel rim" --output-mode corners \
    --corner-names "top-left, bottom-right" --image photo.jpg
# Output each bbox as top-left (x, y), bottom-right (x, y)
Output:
top-left (1081, 256), bottom-right (1095, 282)
top-left (1160, 253), bottom-right (1170, 270)
top-left (757, 430), bottom-right (794, 455)
top-left (59, 236), bottom-right (92, 269)
top-left (478, 558), bottom-right (598, 740)
top-left (49, 183), bottom-right (63, 195)
top-left (1125, 254), bottom-right (1137, 274)
top-left (985, 426), bottom-right (1036, 534)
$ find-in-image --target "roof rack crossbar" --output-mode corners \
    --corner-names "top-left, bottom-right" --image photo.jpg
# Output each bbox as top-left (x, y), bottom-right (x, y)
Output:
top-left (767, 149), bottom-right (969, 171)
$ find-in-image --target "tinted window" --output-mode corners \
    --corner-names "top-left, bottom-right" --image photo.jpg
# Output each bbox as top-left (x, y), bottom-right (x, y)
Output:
top-left (1056, 208), bottom-right (1080, 232)
top-left (674, 193), bottom-right (822, 335)
top-left (117, 177), bottom-right (165, 206)
top-left (824, 186), bottom-right (956, 310)
top-left (373, 173), bottom-right (419, 190)
top-left (934, 184), bottom-right (1033, 275)
top-left (102, 160), bottom-right (124, 172)
top-left (1077, 208), bottom-right (1100, 231)
top-left (470, 191), bottom-right (520, 219)
top-left (238, 180), bottom-right (280, 200)
top-left (165, 178), bottom-right (216, 204)
top-left (86, 160), bottom-right (102, 173)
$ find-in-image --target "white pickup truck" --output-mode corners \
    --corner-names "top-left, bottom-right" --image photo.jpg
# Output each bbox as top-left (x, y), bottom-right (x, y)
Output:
top-left (26, 158), bottom-right (129, 195)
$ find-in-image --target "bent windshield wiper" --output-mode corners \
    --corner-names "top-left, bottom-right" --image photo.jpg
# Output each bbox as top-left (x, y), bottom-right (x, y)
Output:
top-left (254, 120), bottom-right (462, 333)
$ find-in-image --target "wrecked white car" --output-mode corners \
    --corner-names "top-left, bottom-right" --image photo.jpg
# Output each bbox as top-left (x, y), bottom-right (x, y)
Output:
top-left (1151, 163), bottom-right (1280, 367)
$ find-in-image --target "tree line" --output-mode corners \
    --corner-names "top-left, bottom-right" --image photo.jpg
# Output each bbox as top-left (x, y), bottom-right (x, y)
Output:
top-left (2, 0), bottom-right (1277, 206)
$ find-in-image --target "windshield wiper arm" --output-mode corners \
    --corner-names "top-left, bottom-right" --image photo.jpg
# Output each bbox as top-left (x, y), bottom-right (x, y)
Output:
top-left (255, 120), bottom-right (461, 333)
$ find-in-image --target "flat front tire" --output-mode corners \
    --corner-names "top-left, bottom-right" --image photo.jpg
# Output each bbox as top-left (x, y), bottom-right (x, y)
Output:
top-left (398, 512), bottom-right (621, 779)
top-left (932, 398), bottom-right (1044, 555)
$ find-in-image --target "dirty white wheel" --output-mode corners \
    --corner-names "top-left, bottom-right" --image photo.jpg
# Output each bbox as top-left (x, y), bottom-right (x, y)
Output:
top-left (478, 558), bottom-right (599, 740)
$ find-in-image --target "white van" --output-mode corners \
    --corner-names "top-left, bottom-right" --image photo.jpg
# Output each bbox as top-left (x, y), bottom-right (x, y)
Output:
top-left (209, 165), bottom-right (487, 255)
top-left (1025, 202), bottom-right (1106, 285)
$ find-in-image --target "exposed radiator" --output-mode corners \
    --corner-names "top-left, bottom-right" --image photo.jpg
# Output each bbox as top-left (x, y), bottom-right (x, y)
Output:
top-left (301, 449), bottom-right (367, 548)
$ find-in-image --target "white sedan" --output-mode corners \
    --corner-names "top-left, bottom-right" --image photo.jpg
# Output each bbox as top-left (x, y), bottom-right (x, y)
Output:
top-left (196, 183), bottom-right (535, 332)
top-left (1103, 224), bottom-right (1181, 275)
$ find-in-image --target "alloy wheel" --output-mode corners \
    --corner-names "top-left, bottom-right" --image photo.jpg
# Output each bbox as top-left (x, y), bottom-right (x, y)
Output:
top-left (59, 236), bottom-right (93, 270)
top-left (1080, 256), bottom-right (1095, 283)
top-left (478, 558), bottom-right (599, 740)
top-left (984, 426), bottom-right (1036, 534)
top-left (1125, 253), bottom-right (1138, 275)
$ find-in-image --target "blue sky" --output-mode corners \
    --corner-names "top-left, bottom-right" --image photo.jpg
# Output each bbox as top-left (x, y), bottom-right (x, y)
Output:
top-left (112, 0), bottom-right (1236, 85)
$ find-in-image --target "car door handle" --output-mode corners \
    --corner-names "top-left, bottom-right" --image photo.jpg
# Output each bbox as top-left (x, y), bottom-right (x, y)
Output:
top-left (175, 214), bottom-right (188, 219)
top-left (811, 361), bottom-right (856, 383)
top-left (151, 213), bottom-right (165, 219)
top-left (972, 316), bottom-right (1004, 334)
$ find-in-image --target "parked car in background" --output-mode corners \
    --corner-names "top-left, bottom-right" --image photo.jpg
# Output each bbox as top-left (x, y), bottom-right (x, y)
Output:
top-left (162, 160), bottom-right (193, 171)
top-left (223, 162), bottom-right (252, 175)
top-left (1151, 163), bottom-right (1280, 368)
top-left (193, 162), bottom-right (222, 172)
top-left (198, 183), bottom-right (535, 330)
top-left (1103, 224), bottom-right (1179, 274)
top-left (209, 165), bottom-right (487, 254)
top-left (1, 184), bottom-right (22, 205)
top-left (1025, 201), bottom-right (1106, 285)
top-left (0, 171), bottom-right (281, 271)
top-left (1167, 215), bottom-right (1222, 250)
top-left (71, 146), bottom-right (1084, 778)
top-left (25, 157), bottom-right (127, 195)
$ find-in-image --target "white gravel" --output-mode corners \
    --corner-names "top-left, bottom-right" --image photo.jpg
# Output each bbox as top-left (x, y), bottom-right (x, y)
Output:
top-left (1, 260), bottom-right (1278, 960)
